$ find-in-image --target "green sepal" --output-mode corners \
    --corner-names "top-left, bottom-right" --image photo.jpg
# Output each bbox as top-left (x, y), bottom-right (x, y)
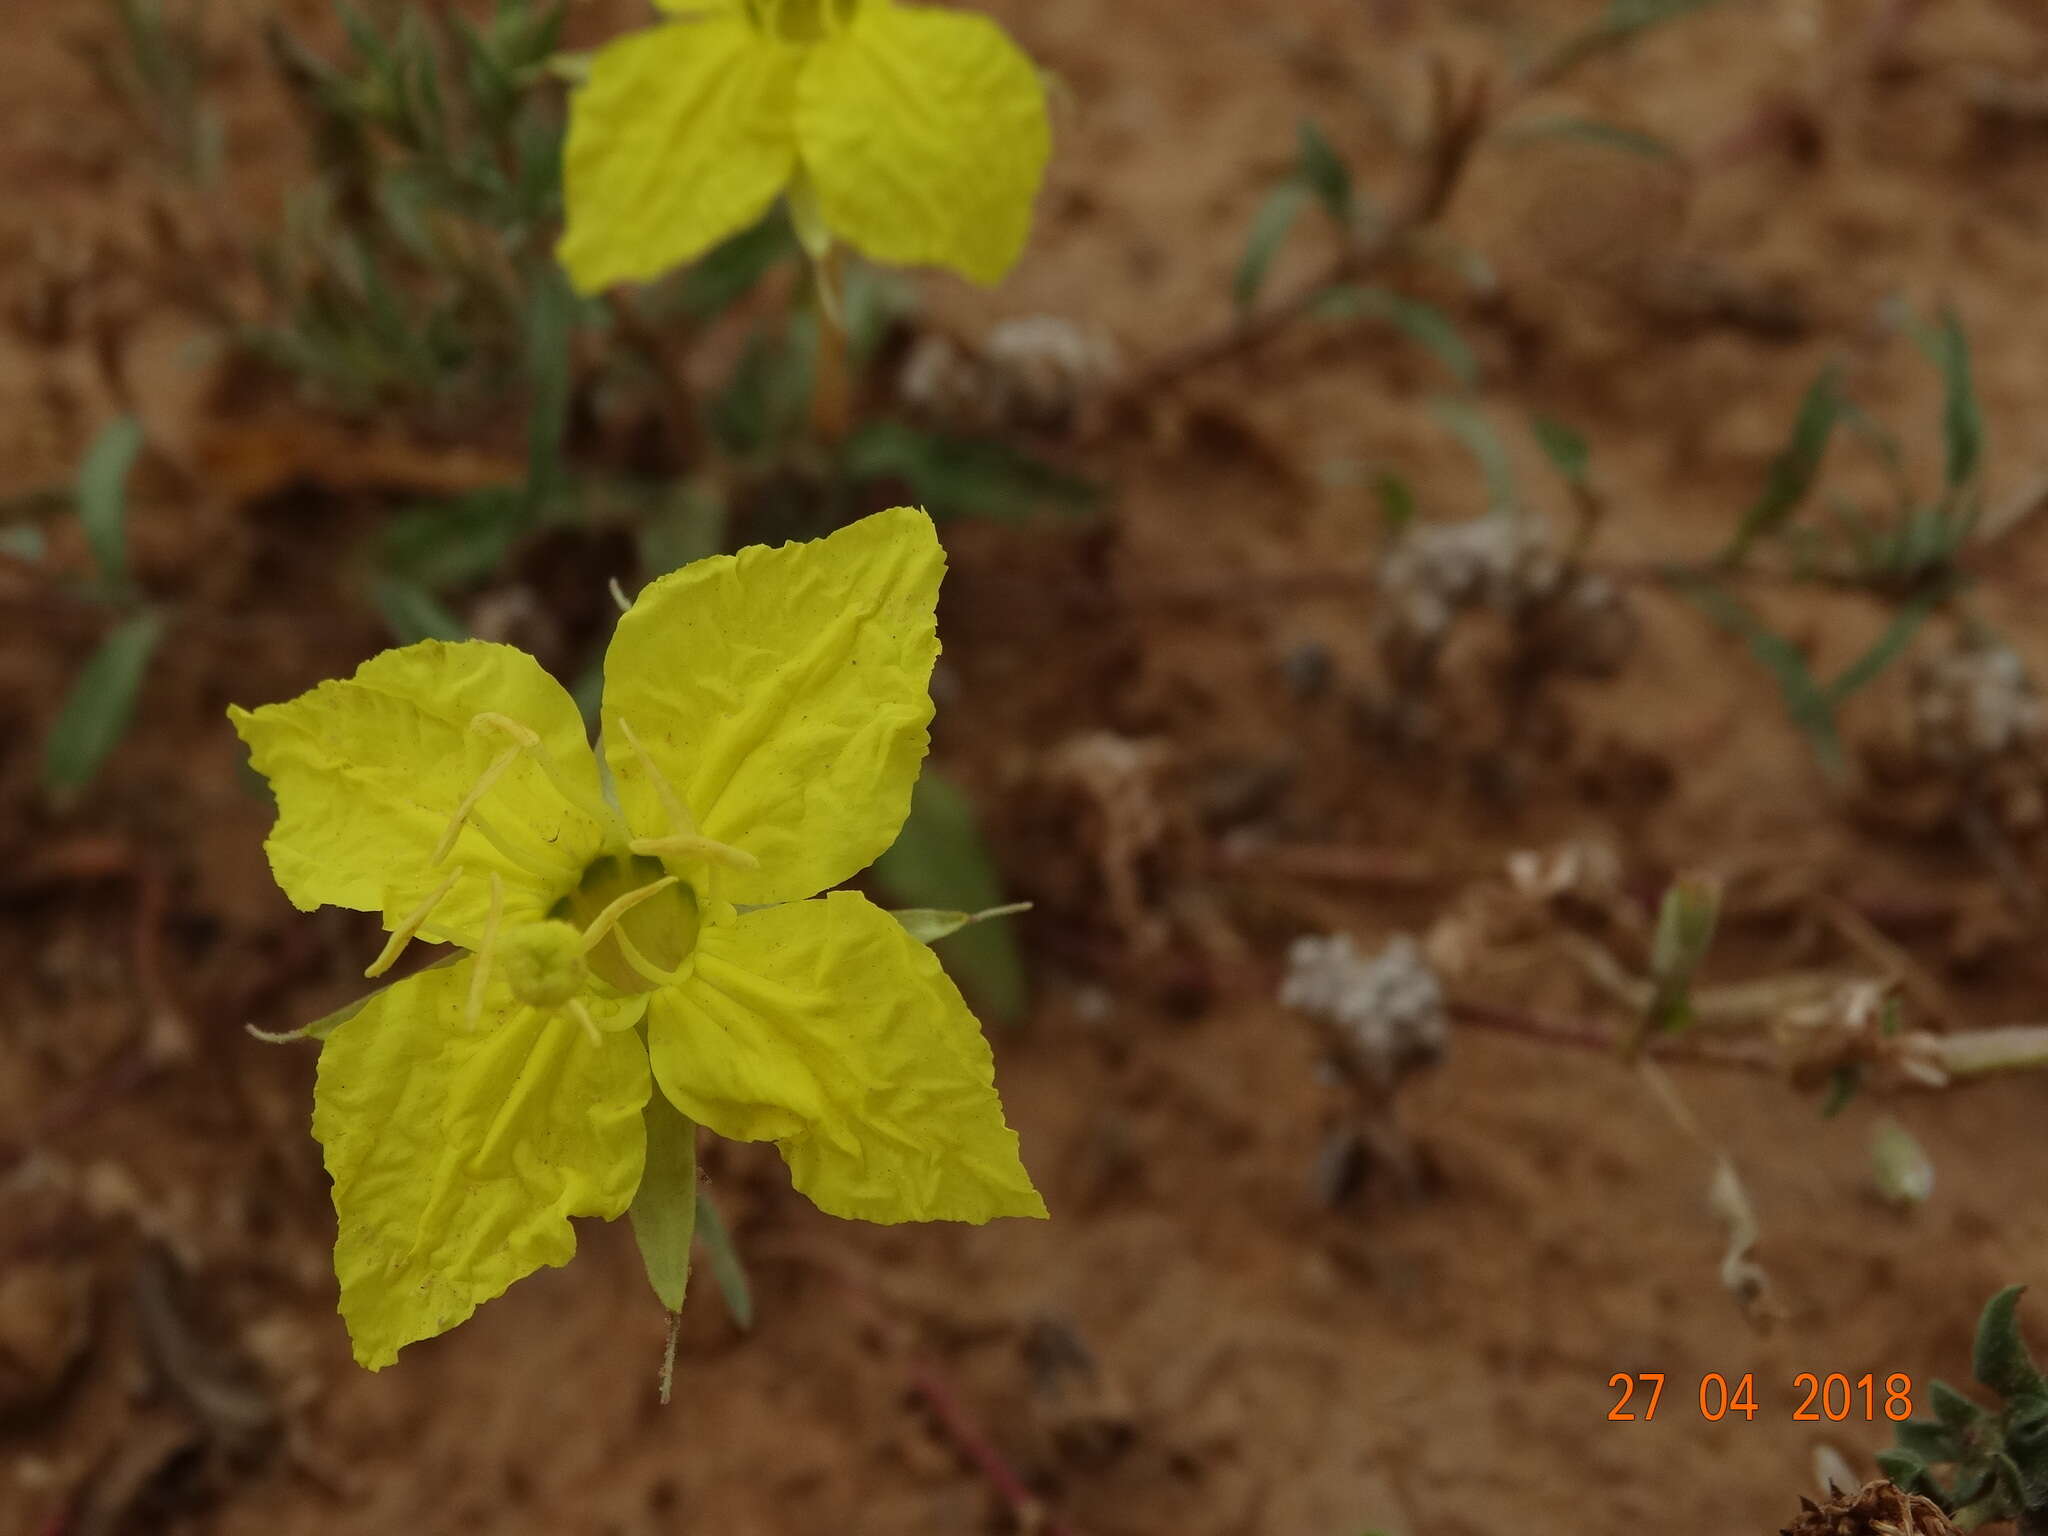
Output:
top-left (629, 1089), bottom-right (699, 1314)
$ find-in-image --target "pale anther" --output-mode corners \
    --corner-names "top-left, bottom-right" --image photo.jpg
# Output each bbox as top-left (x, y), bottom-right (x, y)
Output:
top-left (469, 711), bottom-right (628, 841)
top-left (613, 923), bottom-right (686, 990)
top-left (365, 866), bottom-right (465, 979)
top-left (576, 875), bottom-right (681, 956)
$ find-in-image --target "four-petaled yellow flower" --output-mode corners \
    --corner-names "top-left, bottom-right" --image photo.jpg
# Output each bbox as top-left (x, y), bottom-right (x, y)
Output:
top-left (230, 507), bottom-right (1044, 1369)
top-left (558, 0), bottom-right (1050, 293)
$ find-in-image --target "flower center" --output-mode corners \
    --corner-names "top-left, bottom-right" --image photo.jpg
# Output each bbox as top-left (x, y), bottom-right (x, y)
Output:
top-left (746, 0), bottom-right (857, 43)
top-left (553, 854), bottom-right (702, 996)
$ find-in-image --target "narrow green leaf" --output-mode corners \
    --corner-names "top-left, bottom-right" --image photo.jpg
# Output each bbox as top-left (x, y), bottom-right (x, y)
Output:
top-left (1532, 415), bottom-right (1591, 487)
top-left (380, 488), bottom-right (524, 590)
top-left (1826, 594), bottom-right (1938, 706)
top-left (42, 612), bottom-right (163, 798)
top-left (1682, 579), bottom-right (1846, 780)
top-left (694, 1188), bottom-right (753, 1332)
top-left (1602, 0), bottom-right (1727, 34)
top-left (1721, 366), bottom-right (1842, 566)
top-left (1502, 115), bottom-right (1679, 160)
top-left (1374, 471), bottom-right (1417, 538)
top-left (1893, 1419), bottom-right (1962, 1465)
top-left (871, 769), bottom-right (1029, 1025)
top-left (1235, 182), bottom-right (1309, 316)
top-left (1930, 1380), bottom-right (1990, 1433)
top-left (841, 422), bottom-right (1094, 524)
top-left (1296, 119), bottom-right (1353, 225)
top-left (372, 576), bottom-right (467, 644)
top-left (1320, 287), bottom-right (1477, 388)
top-left (76, 415), bottom-right (145, 588)
top-left (629, 1091), bottom-right (698, 1314)
top-left (1934, 309), bottom-right (1983, 492)
top-left (1975, 1286), bottom-right (2045, 1402)
top-left (523, 264), bottom-right (577, 512)
top-left (1430, 397), bottom-right (1517, 514)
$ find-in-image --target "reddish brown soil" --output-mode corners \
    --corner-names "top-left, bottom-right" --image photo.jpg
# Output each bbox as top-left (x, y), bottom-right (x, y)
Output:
top-left (6, 1), bottom-right (2048, 1533)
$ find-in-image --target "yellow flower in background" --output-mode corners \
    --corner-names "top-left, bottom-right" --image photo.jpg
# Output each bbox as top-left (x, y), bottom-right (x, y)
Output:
top-left (230, 507), bottom-right (1044, 1370)
top-left (558, 0), bottom-right (1050, 292)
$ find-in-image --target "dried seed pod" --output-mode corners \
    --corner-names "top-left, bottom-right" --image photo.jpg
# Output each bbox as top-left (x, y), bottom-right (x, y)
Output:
top-left (1780, 1479), bottom-right (1961, 1536)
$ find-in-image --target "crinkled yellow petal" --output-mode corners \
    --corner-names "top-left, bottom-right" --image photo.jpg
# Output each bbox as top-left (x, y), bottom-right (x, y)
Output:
top-left (228, 640), bottom-right (609, 944)
top-left (795, 0), bottom-right (1048, 284)
top-left (645, 889), bottom-right (1045, 1223)
top-left (315, 956), bottom-right (651, 1368)
top-left (558, 17), bottom-right (802, 293)
top-left (600, 506), bottom-right (941, 908)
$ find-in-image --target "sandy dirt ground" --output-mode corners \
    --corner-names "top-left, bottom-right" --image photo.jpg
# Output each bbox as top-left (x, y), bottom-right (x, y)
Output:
top-left (5, 0), bottom-right (2048, 1532)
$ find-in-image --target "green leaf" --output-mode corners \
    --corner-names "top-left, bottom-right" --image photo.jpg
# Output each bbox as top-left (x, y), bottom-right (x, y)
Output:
top-left (675, 205), bottom-right (801, 318)
top-left (1318, 287), bottom-right (1477, 388)
top-left (1975, 1286), bottom-right (2045, 1402)
top-left (1930, 1379), bottom-right (1990, 1433)
top-left (1235, 181), bottom-right (1309, 316)
top-left (1826, 594), bottom-right (1938, 706)
top-left (1721, 366), bottom-right (1842, 566)
top-left (629, 1090), bottom-right (698, 1314)
top-left (1502, 115), bottom-right (1679, 160)
top-left (523, 263), bottom-right (578, 512)
top-left (1933, 309), bottom-right (1983, 492)
top-left (841, 422), bottom-right (1095, 524)
top-left (1893, 1418), bottom-right (1962, 1465)
top-left (871, 769), bottom-right (1028, 1025)
top-left (1532, 415), bottom-right (1591, 487)
top-left (380, 488), bottom-right (525, 590)
top-left (1819, 1062), bottom-right (1861, 1117)
top-left (76, 415), bottom-right (145, 588)
top-left (1375, 471), bottom-right (1417, 538)
top-left (1431, 397), bottom-right (1517, 515)
top-left (1682, 578), bottom-right (1846, 780)
top-left (1296, 119), bottom-right (1353, 225)
top-left (372, 576), bottom-right (467, 644)
top-left (42, 612), bottom-right (163, 798)
top-left (1601, 0), bottom-right (1728, 34)
top-left (694, 1188), bottom-right (753, 1331)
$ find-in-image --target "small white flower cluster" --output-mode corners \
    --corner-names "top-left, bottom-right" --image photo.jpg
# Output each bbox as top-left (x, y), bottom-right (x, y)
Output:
top-left (899, 316), bottom-right (1119, 433)
top-left (1911, 636), bottom-right (2046, 766)
top-left (1279, 932), bottom-right (1448, 1087)
top-left (1373, 516), bottom-right (1628, 674)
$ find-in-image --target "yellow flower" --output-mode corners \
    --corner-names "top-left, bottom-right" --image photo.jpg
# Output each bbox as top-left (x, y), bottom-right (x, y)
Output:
top-left (557, 0), bottom-right (1050, 293)
top-left (230, 507), bottom-right (1044, 1370)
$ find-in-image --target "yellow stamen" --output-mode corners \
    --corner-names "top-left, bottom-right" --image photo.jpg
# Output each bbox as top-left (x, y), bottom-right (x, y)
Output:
top-left (576, 875), bottom-right (681, 955)
top-left (364, 867), bottom-right (464, 979)
top-left (613, 923), bottom-right (686, 990)
top-left (471, 712), bottom-right (627, 838)
top-left (466, 873), bottom-right (505, 1029)
top-left (628, 833), bottom-right (759, 871)
top-left (430, 745), bottom-right (521, 866)
top-left (616, 717), bottom-right (698, 838)
top-left (567, 997), bottom-right (603, 1049)
top-left (464, 808), bottom-right (568, 882)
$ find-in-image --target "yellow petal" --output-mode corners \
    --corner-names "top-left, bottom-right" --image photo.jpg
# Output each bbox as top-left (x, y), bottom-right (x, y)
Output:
top-left (558, 17), bottom-right (802, 293)
top-left (601, 506), bottom-right (941, 907)
top-left (646, 889), bottom-right (1045, 1223)
top-left (795, 0), bottom-right (1048, 284)
top-left (229, 640), bottom-right (609, 943)
top-left (315, 957), bottom-right (651, 1368)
